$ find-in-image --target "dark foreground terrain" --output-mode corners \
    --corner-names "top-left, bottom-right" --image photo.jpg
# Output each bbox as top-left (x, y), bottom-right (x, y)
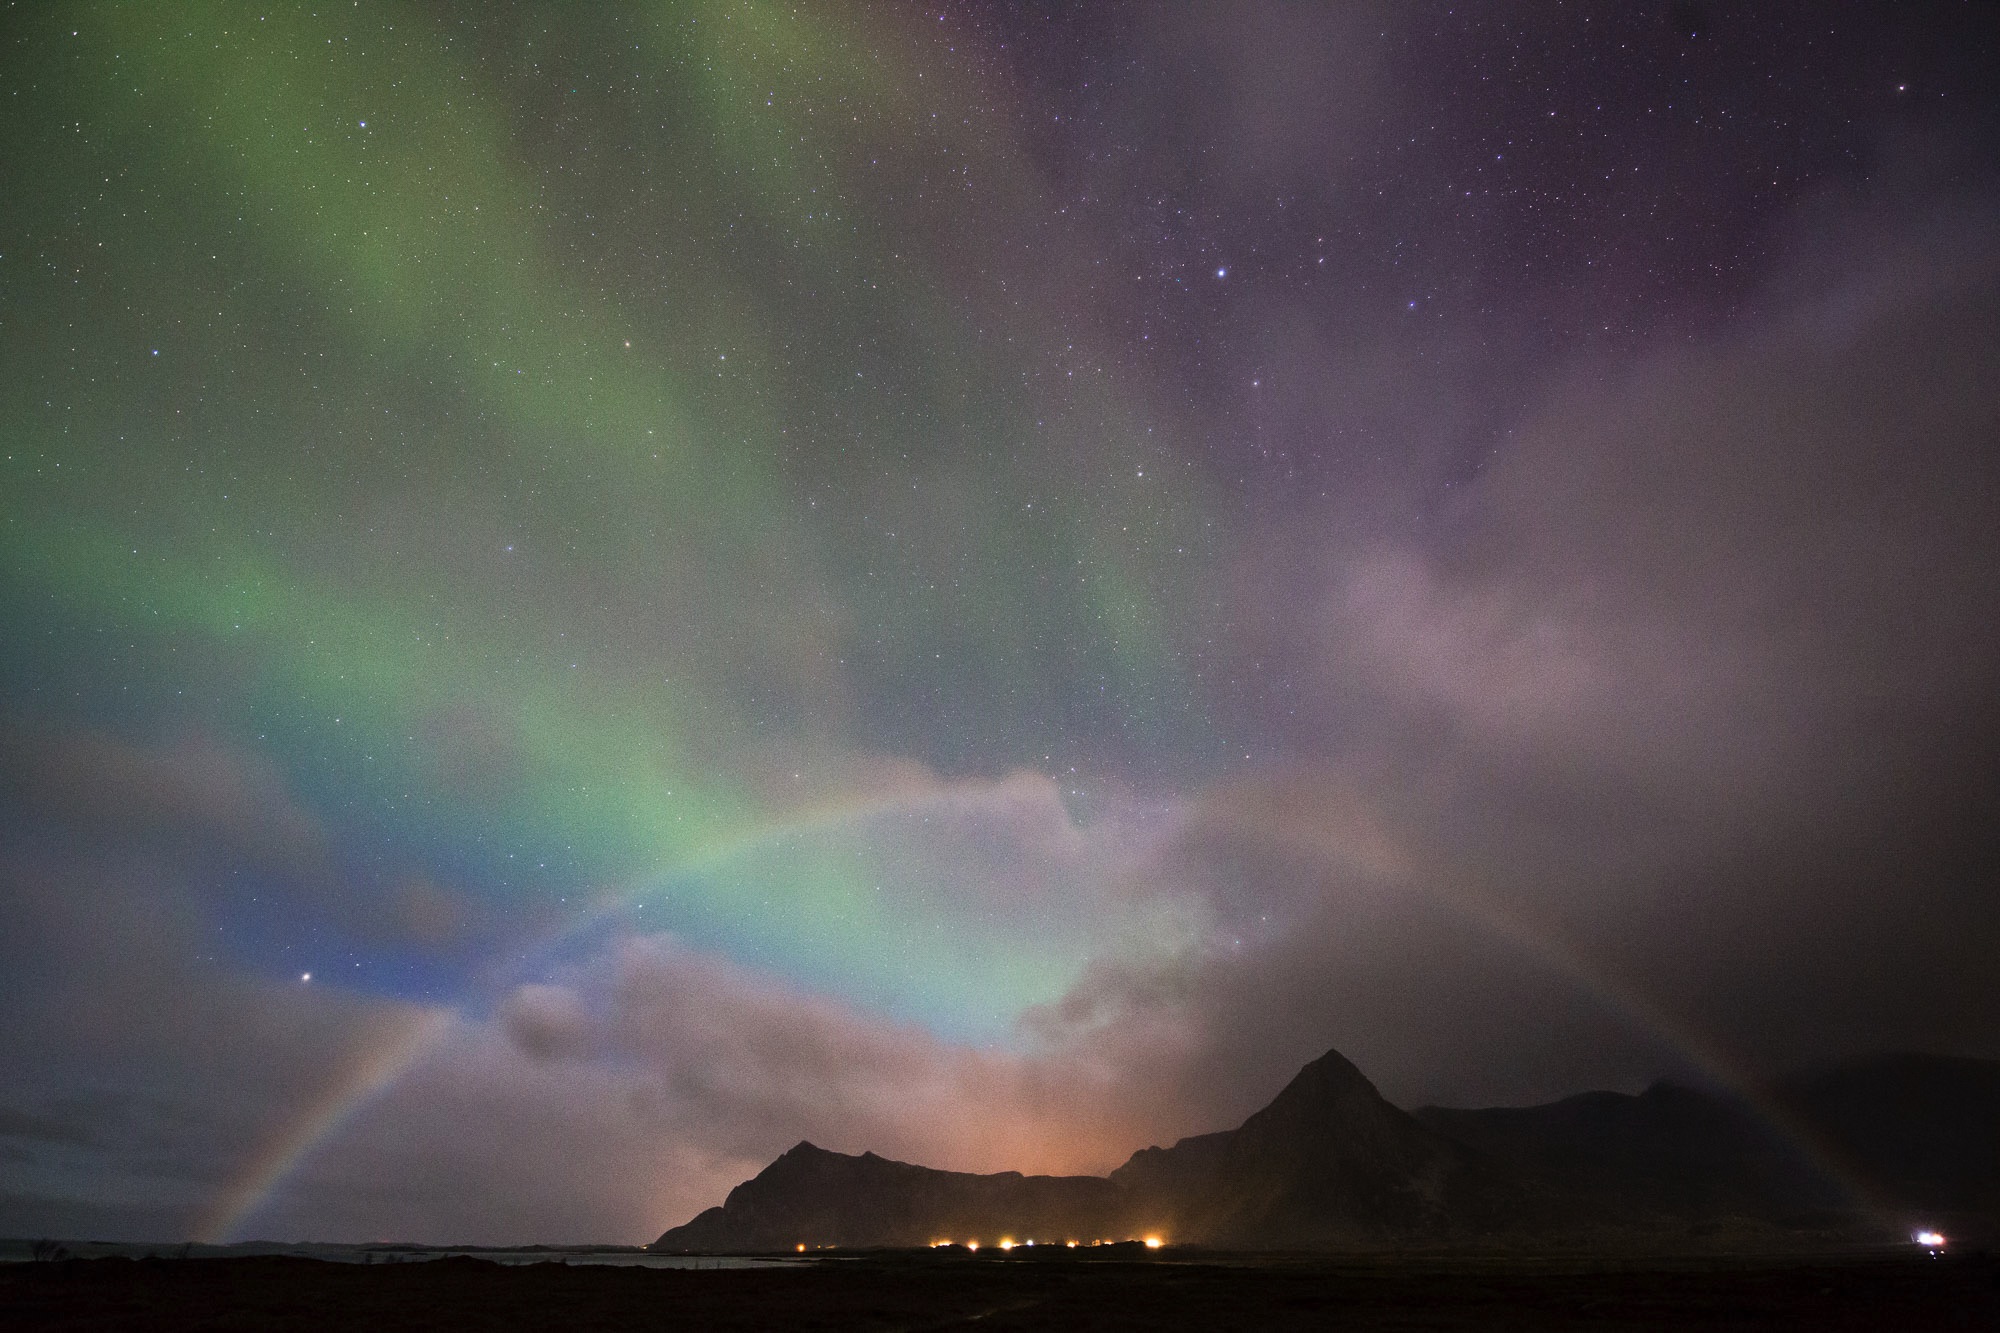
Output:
top-left (2, 1249), bottom-right (1994, 1331)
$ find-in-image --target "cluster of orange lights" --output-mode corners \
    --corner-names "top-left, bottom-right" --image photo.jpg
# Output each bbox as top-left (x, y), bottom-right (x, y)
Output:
top-left (923, 1236), bottom-right (1164, 1250)
top-left (791, 1235), bottom-right (1168, 1254)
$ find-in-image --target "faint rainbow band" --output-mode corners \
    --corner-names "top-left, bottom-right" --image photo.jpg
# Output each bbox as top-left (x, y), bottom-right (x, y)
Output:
top-left (194, 1007), bottom-right (458, 1245)
top-left (195, 793), bottom-right (1891, 1242)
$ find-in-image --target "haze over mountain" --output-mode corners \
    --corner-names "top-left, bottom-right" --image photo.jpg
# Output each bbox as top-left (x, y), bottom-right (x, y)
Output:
top-left (655, 1048), bottom-right (1999, 1252)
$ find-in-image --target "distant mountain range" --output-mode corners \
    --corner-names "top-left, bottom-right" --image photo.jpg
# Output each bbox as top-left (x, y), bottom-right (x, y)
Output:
top-left (652, 1049), bottom-right (1999, 1252)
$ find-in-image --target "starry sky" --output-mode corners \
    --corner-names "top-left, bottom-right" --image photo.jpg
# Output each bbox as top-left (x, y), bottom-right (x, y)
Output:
top-left (4, 1), bottom-right (1998, 1245)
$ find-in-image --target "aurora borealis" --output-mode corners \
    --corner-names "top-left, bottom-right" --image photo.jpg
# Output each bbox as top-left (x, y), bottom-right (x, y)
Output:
top-left (5, 3), bottom-right (1999, 1244)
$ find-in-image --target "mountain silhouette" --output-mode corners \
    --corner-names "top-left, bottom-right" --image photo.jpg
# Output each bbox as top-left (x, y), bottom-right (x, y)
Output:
top-left (1414, 1082), bottom-right (1836, 1223)
top-left (1110, 1049), bottom-right (1542, 1246)
top-left (1418, 1052), bottom-right (2000, 1233)
top-left (656, 1142), bottom-right (1125, 1251)
top-left (653, 1048), bottom-right (1998, 1252)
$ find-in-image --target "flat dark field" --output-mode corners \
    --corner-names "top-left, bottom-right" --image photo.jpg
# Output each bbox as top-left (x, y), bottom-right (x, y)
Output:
top-left (2, 1251), bottom-right (1995, 1331)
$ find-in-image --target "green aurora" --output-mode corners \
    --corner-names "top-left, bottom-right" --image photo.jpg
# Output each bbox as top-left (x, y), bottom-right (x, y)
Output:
top-left (3, 2), bottom-right (1226, 1032)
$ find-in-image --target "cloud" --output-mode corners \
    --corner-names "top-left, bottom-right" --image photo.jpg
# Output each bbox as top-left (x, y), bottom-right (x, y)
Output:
top-left (498, 983), bottom-right (596, 1062)
top-left (0, 724), bottom-right (494, 957)
top-left (1025, 193), bottom-right (2000, 1116)
top-left (619, 760), bottom-right (1192, 1037)
top-left (1315, 207), bottom-right (2000, 846)
top-left (504, 934), bottom-right (1157, 1178)
top-left (378, 876), bottom-right (482, 949)
top-left (0, 729), bottom-right (1198, 1243)
top-left (198, 929), bottom-right (1181, 1244)
top-left (0, 725), bottom-right (329, 879)
top-left (0, 836), bottom-right (460, 1241)
top-left (0, 1105), bottom-right (95, 1148)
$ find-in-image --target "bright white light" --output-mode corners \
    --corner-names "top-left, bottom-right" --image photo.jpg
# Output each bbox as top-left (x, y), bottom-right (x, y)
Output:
top-left (300, 972), bottom-right (312, 983)
top-left (1143, 1236), bottom-right (1163, 1249)
top-left (1915, 1230), bottom-right (1947, 1248)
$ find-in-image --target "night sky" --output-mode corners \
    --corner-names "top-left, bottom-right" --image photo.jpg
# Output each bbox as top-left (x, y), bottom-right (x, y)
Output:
top-left (3, 1), bottom-right (1998, 1245)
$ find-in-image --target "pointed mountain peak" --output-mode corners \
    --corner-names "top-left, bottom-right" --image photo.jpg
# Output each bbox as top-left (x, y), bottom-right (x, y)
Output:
top-left (757, 1141), bottom-right (853, 1179)
top-left (1293, 1047), bottom-right (1372, 1085)
top-left (1209, 1047), bottom-right (1428, 1166)
top-left (1259, 1047), bottom-right (1385, 1114)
